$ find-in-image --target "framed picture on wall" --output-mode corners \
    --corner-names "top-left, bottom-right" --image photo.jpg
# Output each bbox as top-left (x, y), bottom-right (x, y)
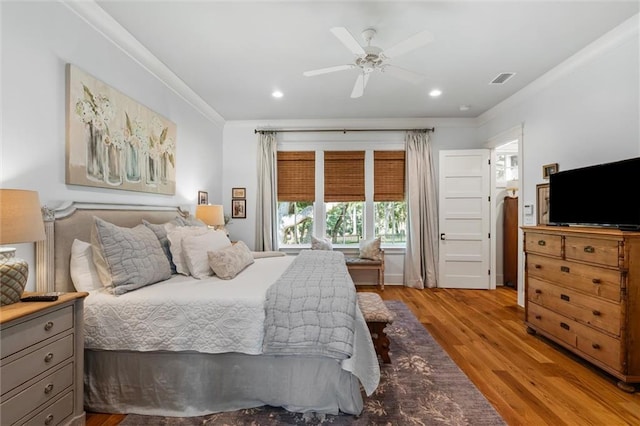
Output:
top-left (536, 183), bottom-right (550, 225)
top-left (232, 199), bottom-right (246, 219)
top-left (232, 187), bottom-right (246, 199)
top-left (542, 163), bottom-right (559, 179)
top-left (198, 191), bottom-right (208, 205)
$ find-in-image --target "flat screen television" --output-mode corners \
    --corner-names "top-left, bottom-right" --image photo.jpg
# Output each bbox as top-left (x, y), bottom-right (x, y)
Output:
top-left (549, 157), bottom-right (640, 230)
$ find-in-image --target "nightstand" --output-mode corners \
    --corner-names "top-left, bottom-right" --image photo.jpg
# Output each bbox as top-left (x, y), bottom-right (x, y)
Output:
top-left (0, 292), bottom-right (88, 425)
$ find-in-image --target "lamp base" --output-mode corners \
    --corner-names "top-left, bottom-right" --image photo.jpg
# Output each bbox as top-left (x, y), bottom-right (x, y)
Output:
top-left (0, 248), bottom-right (29, 306)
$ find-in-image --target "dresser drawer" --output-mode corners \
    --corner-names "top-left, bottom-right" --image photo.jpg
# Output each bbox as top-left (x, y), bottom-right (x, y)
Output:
top-left (23, 391), bottom-right (74, 426)
top-left (1, 306), bottom-right (73, 359)
top-left (574, 321), bottom-right (622, 372)
top-left (0, 334), bottom-right (73, 394)
top-left (525, 232), bottom-right (562, 257)
top-left (527, 303), bottom-right (577, 347)
top-left (1, 363), bottom-right (73, 425)
top-left (527, 254), bottom-right (622, 302)
top-left (527, 277), bottom-right (621, 336)
top-left (565, 235), bottom-right (621, 268)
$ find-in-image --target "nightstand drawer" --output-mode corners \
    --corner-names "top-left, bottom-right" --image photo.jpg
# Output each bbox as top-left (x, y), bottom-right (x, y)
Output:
top-left (1, 334), bottom-right (73, 394)
top-left (1, 363), bottom-right (73, 425)
top-left (527, 277), bottom-right (621, 336)
top-left (527, 254), bottom-right (622, 302)
top-left (525, 232), bottom-right (562, 257)
top-left (1, 306), bottom-right (73, 359)
top-left (565, 236), bottom-right (621, 268)
top-left (23, 391), bottom-right (74, 426)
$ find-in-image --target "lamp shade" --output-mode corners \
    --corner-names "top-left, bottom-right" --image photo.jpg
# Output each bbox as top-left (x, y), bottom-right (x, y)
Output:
top-left (0, 189), bottom-right (46, 244)
top-left (196, 204), bottom-right (225, 227)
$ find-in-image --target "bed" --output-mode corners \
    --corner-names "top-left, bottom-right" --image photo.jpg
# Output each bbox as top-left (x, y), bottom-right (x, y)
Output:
top-left (36, 202), bottom-right (380, 417)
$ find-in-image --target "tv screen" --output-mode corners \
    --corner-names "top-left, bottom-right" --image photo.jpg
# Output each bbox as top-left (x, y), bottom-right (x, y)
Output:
top-left (549, 157), bottom-right (640, 229)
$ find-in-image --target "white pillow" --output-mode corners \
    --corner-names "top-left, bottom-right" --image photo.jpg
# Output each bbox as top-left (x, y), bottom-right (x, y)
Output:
top-left (359, 237), bottom-right (382, 260)
top-left (311, 236), bottom-right (333, 250)
top-left (182, 230), bottom-right (232, 279)
top-left (167, 226), bottom-right (209, 275)
top-left (69, 239), bottom-right (103, 292)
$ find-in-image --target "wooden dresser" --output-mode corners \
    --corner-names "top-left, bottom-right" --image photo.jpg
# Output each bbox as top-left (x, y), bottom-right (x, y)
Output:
top-left (0, 292), bottom-right (88, 425)
top-left (523, 226), bottom-right (640, 391)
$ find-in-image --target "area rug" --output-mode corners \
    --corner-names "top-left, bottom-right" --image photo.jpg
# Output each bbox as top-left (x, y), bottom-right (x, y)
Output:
top-left (121, 301), bottom-right (505, 425)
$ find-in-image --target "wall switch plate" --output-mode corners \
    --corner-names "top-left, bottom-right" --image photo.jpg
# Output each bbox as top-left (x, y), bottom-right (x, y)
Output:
top-left (524, 204), bottom-right (534, 215)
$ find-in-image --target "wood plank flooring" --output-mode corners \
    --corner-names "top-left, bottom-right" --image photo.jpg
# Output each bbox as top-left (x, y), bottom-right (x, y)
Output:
top-left (86, 286), bottom-right (640, 426)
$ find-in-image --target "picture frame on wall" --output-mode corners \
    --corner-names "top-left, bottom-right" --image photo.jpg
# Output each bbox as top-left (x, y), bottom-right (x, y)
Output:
top-left (536, 183), bottom-right (550, 225)
top-left (198, 191), bottom-right (208, 205)
top-left (542, 163), bottom-right (559, 179)
top-left (232, 187), bottom-right (246, 199)
top-left (232, 199), bottom-right (246, 219)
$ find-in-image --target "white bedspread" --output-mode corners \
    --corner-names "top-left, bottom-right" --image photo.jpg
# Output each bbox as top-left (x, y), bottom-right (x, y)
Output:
top-left (84, 256), bottom-right (295, 355)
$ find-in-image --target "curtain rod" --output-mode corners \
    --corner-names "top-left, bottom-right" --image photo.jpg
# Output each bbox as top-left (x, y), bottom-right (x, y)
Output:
top-left (254, 127), bottom-right (435, 134)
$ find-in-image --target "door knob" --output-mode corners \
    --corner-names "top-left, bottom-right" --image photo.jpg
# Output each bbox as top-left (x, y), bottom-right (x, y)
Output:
top-left (440, 233), bottom-right (445, 240)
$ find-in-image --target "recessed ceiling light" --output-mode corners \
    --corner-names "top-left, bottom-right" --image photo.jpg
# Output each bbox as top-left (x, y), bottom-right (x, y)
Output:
top-left (429, 89), bottom-right (442, 97)
top-left (272, 90), bottom-right (283, 98)
top-left (459, 104), bottom-right (471, 111)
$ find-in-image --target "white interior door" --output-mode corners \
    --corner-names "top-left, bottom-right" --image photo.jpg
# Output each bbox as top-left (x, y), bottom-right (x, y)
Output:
top-left (438, 149), bottom-right (491, 289)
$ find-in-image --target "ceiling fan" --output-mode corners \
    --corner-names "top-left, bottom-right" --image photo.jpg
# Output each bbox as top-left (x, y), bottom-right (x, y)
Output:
top-left (303, 27), bottom-right (434, 98)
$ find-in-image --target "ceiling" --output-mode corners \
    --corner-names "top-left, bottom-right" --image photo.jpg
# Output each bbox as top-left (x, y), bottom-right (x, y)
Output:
top-left (95, 1), bottom-right (638, 121)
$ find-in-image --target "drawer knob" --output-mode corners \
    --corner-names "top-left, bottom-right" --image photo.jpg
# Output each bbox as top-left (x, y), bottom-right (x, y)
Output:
top-left (537, 240), bottom-right (546, 246)
top-left (44, 383), bottom-right (54, 394)
top-left (535, 289), bottom-right (542, 294)
top-left (535, 315), bottom-right (542, 320)
top-left (534, 264), bottom-right (542, 269)
top-left (560, 294), bottom-right (570, 302)
top-left (44, 414), bottom-right (54, 425)
top-left (44, 321), bottom-right (54, 331)
top-left (44, 352), bottom-right (54, 363)
top-left (560, 322), bottom-right (570, 330)
top-left (584, 246), bottom-right (595, 253)
top-left (592, 343), bottom-right (601, 350)
top-left (592, 310), bottom-right (601, 316)
top-left (560, 266), bottom-right (570, 273)
top-left (592, 278), bottom-right (601, 285)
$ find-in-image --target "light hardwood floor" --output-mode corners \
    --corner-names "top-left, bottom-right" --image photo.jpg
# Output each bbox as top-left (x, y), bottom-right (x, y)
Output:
top-left (86, 287), bottom-right (640, 426)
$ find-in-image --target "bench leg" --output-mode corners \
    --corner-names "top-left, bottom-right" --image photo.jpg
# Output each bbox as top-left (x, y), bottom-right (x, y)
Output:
top-left (367, 322), bottom-right (391, 363)
top-left (378, 267), bottom-right (384, 291)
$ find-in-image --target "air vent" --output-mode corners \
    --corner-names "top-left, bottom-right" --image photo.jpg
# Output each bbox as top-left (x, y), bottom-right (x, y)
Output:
top-left (490, 72), bottom-right (516, 85)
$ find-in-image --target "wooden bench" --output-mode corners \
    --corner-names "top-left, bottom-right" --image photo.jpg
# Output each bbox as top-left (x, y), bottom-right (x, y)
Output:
top-left (357, 292), bottom-right (394, 364)
top-left (345, 249), bottom-right (385, 290)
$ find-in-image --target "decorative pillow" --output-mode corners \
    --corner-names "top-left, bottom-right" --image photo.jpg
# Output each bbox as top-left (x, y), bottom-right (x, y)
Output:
top-left (182, 230), bottom-right (232, 279)
top-left (311, 236), bottom-right (333, 251)
top-left (359, 237), bottom-right (382, 260)
top-left (91, 217), bottom-right (171, 295)
top-left (208, 241), bottom-right (255, 280)
top-left (179, 215), bottom-right (207, 227)
top-left (252, 251), bottom-right (287, 259)
top-left (142, 218), bottom-right (184, 274)
top-left (70, 239), bottom-right (103, 292)
top-left (167, 226), bottom-right (210, 275)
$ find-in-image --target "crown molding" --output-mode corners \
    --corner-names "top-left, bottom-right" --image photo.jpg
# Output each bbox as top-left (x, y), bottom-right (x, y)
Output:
top-left (476, 13), bottom-right (639, 127)
top-left (61, 0), bottom-right (225, 126)
top-left (224, 117), bottom-right (477, 130)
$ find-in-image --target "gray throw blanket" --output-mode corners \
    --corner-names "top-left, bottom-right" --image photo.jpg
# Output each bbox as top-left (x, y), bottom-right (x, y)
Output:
top-left (262, 250), bottom-right (357, 360)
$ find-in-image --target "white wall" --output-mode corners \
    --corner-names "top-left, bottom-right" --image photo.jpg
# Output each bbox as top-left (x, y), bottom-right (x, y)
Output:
top-left (477, 15), bottom-right (640, 305)
top-left (222, 118), bottom-right (478, 285)
top-left (1, 2), bottom-right (224, 290)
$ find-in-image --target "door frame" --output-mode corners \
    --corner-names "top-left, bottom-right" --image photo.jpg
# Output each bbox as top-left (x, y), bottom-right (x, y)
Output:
top-left (485, 124), bottom-right (525, 305)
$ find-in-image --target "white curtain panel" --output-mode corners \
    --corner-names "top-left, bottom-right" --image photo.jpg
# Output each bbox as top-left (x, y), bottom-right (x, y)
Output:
top-left (404, 131), bottom-right (439, 288)
top-left (255, 132), bottom-right (278, 251)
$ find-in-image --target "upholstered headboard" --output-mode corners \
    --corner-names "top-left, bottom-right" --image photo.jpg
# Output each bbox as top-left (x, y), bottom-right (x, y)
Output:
top-left (36, 202), bottom-right (187, 293)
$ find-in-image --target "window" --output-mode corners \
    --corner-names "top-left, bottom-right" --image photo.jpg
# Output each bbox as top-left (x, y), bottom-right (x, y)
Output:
top-left (277, 152), bottom-right (315, 245)
top-left (374, 151), bottom-right (406, 244)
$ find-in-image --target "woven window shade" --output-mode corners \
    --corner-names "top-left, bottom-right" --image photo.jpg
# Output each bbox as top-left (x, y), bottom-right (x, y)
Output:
top-left (324, 151), bottom-right (365, 202)
top-left (374, 151), bottom-right (405, 201)
top-left (277, 151), bottom-right (315, 201)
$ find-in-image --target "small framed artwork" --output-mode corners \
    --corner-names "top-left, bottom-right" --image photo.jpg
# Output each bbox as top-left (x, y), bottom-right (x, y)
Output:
top-left (542, 163), bottom-right (559, 179)
top-left (232, 199), bottom-right (246, 219)
top-left (536, 183), bottom-right (550, 225)
top-left (232, 187), bottom-right (246, 199)
top-left (198, 191), bottom-right (208, 205)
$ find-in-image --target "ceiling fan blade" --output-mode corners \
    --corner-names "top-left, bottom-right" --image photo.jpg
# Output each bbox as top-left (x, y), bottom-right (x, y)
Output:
top-left (380, 30), bottom-right (434, 59)
top-left (381, 65), bottom-right (426, 84)
top-left (350, 73), bottom-right (370, 98)
top-left (303, 64), bottom-right (355, 77)
top-left (330, 27), bottom-right (366, 56)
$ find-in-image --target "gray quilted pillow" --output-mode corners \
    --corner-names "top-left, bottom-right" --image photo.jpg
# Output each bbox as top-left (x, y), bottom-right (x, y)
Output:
top-left (91, 217), bottom-right (171, 295)
top-left (142, 218), bottom-right (184, 274)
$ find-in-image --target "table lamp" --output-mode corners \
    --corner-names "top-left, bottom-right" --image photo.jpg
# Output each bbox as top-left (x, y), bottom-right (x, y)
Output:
top-left (0, 189), bottom-right (46, 305)
top-left (195, 204), bottom-right (226, 231)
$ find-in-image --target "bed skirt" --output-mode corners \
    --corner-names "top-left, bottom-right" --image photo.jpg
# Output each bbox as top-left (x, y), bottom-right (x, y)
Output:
top-left (84, 350), bottom-right (364, 417)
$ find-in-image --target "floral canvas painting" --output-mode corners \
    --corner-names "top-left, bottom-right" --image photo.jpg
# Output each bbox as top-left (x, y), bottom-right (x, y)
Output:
top-left (66, 64), bottom-right (176, 194)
